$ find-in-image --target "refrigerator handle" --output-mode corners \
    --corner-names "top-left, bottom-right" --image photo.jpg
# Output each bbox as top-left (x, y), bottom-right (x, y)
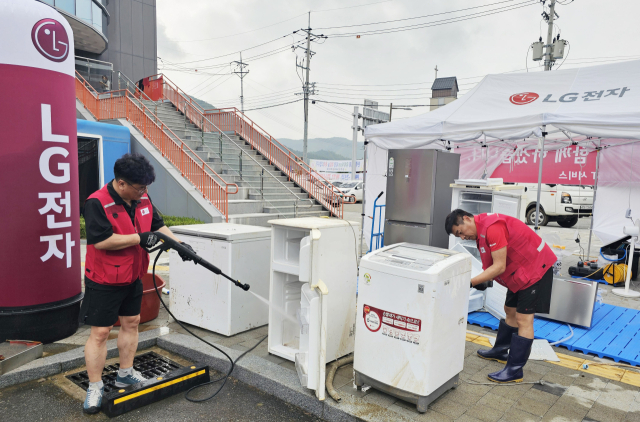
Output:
top-left (311, 279), bottom-right (329, 400)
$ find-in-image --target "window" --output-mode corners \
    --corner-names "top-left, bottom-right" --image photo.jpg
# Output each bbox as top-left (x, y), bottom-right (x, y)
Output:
top-left (76, 0), bottom-right (92, 24)
top-left (55, 0), bottom-right (75, 14)
top-left (92, 1), bottom-right (102, 32)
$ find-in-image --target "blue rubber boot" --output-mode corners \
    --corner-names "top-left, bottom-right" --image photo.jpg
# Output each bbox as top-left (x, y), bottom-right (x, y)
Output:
top-left (487, 334), bottom-right (533, 383)
top-left (477, 319), bottom-right (518, 364)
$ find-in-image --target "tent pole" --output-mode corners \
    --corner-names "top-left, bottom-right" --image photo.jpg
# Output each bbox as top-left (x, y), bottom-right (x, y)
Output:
top-left (359, 140), bottom-right (369, 259)
top-left (534, 127), bottom-right (547, 231)
top-left (586, 139), bottom-right (602, 260)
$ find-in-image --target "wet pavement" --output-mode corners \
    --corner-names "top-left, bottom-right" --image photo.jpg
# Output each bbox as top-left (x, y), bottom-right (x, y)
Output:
top-left (4, 211), bottom-right (640, 421)
top-left (0, 374), bottom-right (323, 422)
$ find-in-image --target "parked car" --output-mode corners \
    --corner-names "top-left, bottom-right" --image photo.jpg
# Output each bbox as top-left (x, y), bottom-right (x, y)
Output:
top-left (338, 181), bottom-right (364, 203)
top-left (515, 183), bottom-right (594, 227)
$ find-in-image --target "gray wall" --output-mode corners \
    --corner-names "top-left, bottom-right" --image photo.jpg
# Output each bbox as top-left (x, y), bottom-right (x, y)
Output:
top-left (115, 120), bottom-right (223, 223)
top-left (100, 0), bottom-right (157, 83)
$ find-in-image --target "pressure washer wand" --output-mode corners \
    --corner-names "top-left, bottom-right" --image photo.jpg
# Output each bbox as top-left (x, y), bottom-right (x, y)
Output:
top-left (149, 231), bottom-right (250, 291)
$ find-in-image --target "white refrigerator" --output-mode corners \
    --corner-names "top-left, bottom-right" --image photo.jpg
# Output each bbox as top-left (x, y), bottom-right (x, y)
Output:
top-left (169, 223), bottom-right (271, 336)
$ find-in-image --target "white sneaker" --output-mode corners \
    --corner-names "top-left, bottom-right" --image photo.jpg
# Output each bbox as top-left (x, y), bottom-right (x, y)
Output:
top-left (83, 385), bottom-right (103, 414)
top-left (114, 369), bottom-right (146, 387)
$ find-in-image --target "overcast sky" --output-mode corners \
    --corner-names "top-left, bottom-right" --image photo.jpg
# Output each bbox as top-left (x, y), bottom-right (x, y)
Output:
top-left (156, 0), bottom-right (640, 141)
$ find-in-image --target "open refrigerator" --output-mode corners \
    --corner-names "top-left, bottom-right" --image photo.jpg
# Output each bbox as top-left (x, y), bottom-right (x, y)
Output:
top-left (267, 218), bottom-right (359, 400)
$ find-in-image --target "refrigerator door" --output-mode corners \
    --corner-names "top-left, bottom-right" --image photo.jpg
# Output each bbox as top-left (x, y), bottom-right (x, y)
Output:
top-left (386, 149), bottom-right (436, 225)
top-left (384, 220), bottom-right (432, 246)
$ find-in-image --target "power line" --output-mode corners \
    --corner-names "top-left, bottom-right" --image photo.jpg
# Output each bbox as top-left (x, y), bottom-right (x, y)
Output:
top-left (315, 99), bottom-right (431, 107)
top-left (244, 99), bottom-right (303, 111)
top-left (192, 74), bottom-right (235, 98)
top-left (169, 0), bottom-right (396, 43)
top-left (314, 103), bottom-right (353, 122)
top-left (312, 0), bottom-right (393, 13)
top-left (160, 34), bottom-right (292, 65)
top-left (215, 93), bottom-right (298, 109)
top-left (172, 13), bottom-right (308, 43)
top-left (161, 43), bottom-right (298, 69)
top-left (213, 89), bottom-right (299, 105)
top-left (326, 1), bottom-right (537, 37)
top-left (316, 0), bottom-right (520, 30)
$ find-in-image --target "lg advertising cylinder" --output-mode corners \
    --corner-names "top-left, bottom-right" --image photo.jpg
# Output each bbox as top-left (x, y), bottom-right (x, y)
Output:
top-left (0, 1), bottom-right (81, 342)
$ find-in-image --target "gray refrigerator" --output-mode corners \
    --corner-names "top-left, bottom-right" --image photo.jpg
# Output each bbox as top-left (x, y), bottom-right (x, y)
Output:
top-left (384, 149), bottom-right (460, 248)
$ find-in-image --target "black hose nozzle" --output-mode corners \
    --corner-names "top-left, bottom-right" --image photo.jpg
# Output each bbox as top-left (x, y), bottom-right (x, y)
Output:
top-left (151, 231), bottom-right (250, 292)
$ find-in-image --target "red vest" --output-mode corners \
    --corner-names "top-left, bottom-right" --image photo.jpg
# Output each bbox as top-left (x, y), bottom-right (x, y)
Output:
top-left (475, 213), bottom-right (556, 293)
top-left (85, 184), bottom-right (153, 285)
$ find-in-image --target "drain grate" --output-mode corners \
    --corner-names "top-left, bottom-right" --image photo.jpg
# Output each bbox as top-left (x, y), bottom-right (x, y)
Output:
top-left (66, 351), bottom-right (183, 393)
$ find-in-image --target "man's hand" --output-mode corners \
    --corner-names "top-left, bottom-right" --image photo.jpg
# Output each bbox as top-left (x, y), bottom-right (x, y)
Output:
top-left (179, 242), bottom-right (196, 262)
top-left (139, 232), bottom-right (160, 249)
top-left (474, 282), bottom-right (490, 291)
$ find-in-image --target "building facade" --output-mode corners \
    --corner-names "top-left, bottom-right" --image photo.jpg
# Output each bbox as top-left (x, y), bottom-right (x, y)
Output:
top-left (430, 77), bottom-right (458, 111)
top-left (39, 0), bottom-right (157, 90)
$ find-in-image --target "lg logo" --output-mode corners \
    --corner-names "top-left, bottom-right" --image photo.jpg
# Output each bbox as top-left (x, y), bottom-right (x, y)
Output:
top-left (31, 19), bottom-right (69, 62)
top-left (509, 92), bottom-right (539, 105)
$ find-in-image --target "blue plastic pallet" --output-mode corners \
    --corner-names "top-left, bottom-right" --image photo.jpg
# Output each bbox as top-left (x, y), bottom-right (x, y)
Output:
top-left (467, 303), bottom-right (640, 367)
top-left (570, 275), bottom-right (609, 285)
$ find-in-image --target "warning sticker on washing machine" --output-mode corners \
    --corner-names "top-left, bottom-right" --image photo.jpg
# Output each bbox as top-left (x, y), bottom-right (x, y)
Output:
top-left (363, 305), bottom-right (421, 345)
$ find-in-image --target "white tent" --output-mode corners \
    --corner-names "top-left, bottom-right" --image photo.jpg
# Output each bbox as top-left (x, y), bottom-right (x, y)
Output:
top-left (362, 60), bottom-right (640, 252)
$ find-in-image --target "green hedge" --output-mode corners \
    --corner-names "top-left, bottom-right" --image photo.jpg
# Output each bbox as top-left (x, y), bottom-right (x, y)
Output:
top-left (79, 215), bottom-right (203, 239)
top-left (80, 216), bottom-right (86, 239)
top-left (161, 216), bottom-right (205, 227)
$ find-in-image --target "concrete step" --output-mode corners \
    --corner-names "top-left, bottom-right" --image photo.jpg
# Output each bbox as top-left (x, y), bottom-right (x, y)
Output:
top-left (249, 192), bottom-right (309, 201)
top-left (222, 174), bottom-right (289, 184)
top-left (197, 144), bottom-right (262, 156)
top-left (247, 187), bottom-right (303, 196)
top-left (227, 211), bottom-right (331, 227)
top-left (262, 204), bottom-right (324, 214)
top-left (144, 97), bottom-right (331, 221)
top-left (227, 198), bottom-right (311, 214)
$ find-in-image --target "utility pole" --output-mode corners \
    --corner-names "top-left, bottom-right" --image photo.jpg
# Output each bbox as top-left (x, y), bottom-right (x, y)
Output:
top-left (303, 13), bottom-right (312, 163)
top-left (231, 52), bottom-right (249, 114)
top-left (544, 0), bottom-right (557, 71)
top-left (434, 65), bottom-right (438, 79)
top-left (295, 13), bottom-right (325, 163)
top-left (351, 106), bottom-right (360, 181)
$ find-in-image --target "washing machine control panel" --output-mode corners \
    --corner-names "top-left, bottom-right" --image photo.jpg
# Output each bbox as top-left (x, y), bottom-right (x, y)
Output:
top-left (369, 245), bottom-right (454, 271)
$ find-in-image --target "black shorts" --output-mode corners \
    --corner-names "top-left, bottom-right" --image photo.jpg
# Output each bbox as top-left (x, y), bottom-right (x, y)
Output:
top-left (79, 278), bottom-right (143, 327)
top-left (505, 268), bottom-right (554, 314)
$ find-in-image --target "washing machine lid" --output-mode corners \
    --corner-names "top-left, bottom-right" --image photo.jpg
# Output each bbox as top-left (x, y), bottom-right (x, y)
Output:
top-left (367, 244), bottom-right (456, 271)
top-left (170, 223), bottom-right (271, 241)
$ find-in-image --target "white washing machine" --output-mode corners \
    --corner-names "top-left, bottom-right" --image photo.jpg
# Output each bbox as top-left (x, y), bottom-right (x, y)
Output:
top-left (354, 243), bottom-right (471, 413)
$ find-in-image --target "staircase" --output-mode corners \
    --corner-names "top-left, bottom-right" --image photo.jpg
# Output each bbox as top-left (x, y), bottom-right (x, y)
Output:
top-left (140, 99), bottom-right (329, 225)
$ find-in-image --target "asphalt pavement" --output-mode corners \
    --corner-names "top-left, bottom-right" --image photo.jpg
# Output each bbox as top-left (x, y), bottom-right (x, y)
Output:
top-left (0, 376), bottom-right (323, 422)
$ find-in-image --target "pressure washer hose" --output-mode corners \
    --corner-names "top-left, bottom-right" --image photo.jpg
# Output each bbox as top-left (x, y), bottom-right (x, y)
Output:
top-left (151, 251), bottom-right (266, 402)
top-left (326, 355), bottom-right (354, 402)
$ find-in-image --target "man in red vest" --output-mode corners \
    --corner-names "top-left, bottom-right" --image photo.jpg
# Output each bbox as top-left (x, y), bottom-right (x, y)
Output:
top-left (79, 153), bottom-right (194, 414)
top-left (445, 209), bottom-right (556, 383)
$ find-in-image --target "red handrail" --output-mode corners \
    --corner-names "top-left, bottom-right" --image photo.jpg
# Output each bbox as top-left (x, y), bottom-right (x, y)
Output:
top-left (150, 74), bottom-right (344, 218)
top-left (203, 108), bottom-right (344, 218)
top-left (74, 72), bottom-right (238, 221)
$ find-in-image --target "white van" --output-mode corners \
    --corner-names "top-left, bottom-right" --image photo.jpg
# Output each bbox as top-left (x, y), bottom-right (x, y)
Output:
top-left (515, 183), bottom-right (594, 227)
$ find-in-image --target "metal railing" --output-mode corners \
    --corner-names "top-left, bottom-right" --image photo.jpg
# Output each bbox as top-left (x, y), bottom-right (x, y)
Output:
top-left (152, 76), bottom-right (318, 216)
top-left (115, 71), bottom-right (155, 104)
top-left (147, 74), bottom-right (343, 218)
top-left (75, 56), bottom-right (113, 93)
top-left (203, 106), bottom-right (344, 218)
top-left (75, 71), bottom-right (238, 221)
